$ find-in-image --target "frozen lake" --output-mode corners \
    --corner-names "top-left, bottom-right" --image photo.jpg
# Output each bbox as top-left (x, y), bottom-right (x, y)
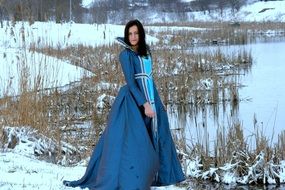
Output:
top-left (239, 40), bottom-right (285, 144)
top-left (169, 38), bottom-right (285, 151)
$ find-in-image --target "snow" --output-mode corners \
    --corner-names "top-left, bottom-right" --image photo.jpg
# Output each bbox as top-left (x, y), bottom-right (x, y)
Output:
top-left (96, 93), bottom-right (115, 111)
top-left (0, 154), bottom-right (181, 190)
top-left (0, 20), bottom-right (202, 97)
top-left (81, 0), bottom-right (105, 9)
top-left (81, 0), bottom-right (94, 8)
top-left (0, 151), bottom-right (85, 190)
top-left (1, 0), bottom-right (285, 188)
top-left (237, 1), bottom-right (285, 22)
top-left (0, 151), bottom-right (187, 190)
top-left (0, 48), bottom-right (92, 97)
top-left (280, 161), bottom-right (285, 183)
top-left (185, 157), bottom-right (202, 178)
top-left (0, 126), bottom-right (186, 189)
top-left (0, 22), bottom-right (124, 48)
top-left (185, 0), bottom-right (285, 22)
top-left (83, 0), bottom-right (285, 22)
top-left (82, 0), bottom-right (285, 23)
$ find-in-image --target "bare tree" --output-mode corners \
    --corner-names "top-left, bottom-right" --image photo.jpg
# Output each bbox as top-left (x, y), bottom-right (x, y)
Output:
top-left (89, 2), bottom-right (108, 24)
top-left (228, 0), bottom-right (245, 13)
top-left (191, 0), bottom-right (210, 14)
top-left (216, 0), bottom-right (228, 16)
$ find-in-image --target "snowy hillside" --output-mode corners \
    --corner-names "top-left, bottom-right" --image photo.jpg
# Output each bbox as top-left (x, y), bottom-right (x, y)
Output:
top-left (204, 0), bottom-right (285, 22)
top-left (237, 1), bottom-right (285, 21)
top-left (167, 1), bottom-right (285, 22)
top-left (82, 0), bottom-right (285, 23)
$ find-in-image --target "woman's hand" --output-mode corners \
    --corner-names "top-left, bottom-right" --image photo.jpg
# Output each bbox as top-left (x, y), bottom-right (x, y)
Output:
top-left (143, 102), bottom-right (155, 118)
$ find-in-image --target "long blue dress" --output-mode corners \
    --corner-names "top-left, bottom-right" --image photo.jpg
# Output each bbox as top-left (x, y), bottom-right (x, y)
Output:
top-left (63, 37), bottom-right (185, 189)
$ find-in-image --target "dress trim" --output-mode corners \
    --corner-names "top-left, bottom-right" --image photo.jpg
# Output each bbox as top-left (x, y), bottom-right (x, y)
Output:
top-left (137, 56), bottom-right (159, 153)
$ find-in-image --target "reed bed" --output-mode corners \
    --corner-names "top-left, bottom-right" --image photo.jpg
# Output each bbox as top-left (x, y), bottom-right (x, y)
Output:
top-left (0, 21), bottom-right (256, 155)
top-left (149, 21), bottom-right (285, 31)
top-left (1, 22), bottom-right (284, 186)
top-left (148, 21), bottom-right (285, 48)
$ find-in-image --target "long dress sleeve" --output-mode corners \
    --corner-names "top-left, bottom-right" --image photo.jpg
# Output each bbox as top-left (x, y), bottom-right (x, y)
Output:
top-left (119, 50), bottom-right (147, 106)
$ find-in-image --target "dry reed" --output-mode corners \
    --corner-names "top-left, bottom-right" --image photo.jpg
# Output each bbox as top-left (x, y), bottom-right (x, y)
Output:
top-left (1, 21), bottom-right (284, 169)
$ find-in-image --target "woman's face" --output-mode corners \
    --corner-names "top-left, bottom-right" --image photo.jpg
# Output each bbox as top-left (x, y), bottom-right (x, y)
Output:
top-left (128, 25), bottom-right (139, 47)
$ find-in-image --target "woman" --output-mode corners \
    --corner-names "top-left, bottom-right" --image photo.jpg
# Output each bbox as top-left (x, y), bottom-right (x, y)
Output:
top-left (63, 19), bottom-right (185, 189)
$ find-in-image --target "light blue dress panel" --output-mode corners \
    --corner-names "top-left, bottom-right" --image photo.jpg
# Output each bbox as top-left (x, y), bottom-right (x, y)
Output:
top-left (140, 56), bottom-right (155, 104)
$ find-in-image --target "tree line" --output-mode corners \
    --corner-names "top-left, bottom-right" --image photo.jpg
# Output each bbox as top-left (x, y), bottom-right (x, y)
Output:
top-left (0, 0), bottom-right (85, 23)
top-left (0, 0), bottom-right (267, 24)
top-left (191, 0), bottom-right (247, 14)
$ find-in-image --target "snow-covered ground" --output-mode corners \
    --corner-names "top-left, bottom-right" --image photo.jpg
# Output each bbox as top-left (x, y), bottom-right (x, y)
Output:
top-left (0, 48), bottom-right (93, 97)
top-left (1, 0), bottom-right (285, 189)
top-left (236, 1), bottom-right (285, 21)
top-left (0, 126), bottom-right (187, 190)
top-left (0, 151), bottom-right (85, 190)
top-left (0, 153), bottom-right (185, 190)
top-left (187, 0), bottom-right (285, 22)
top-left (0, 21), bottom-right (202, 97)
top-left (0, 151), bottom-right (185, 190)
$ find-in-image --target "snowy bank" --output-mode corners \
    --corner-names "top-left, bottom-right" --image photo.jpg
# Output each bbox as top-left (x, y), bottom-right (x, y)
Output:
top-left (0, 126), bottom-right (187, 190)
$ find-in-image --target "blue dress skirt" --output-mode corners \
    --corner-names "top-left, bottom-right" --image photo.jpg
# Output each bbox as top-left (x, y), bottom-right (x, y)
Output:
top-left (63, 42), bottom-right (185, 189)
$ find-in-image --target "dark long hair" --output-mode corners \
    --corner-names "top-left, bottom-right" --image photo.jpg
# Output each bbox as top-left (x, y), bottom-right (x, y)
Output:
top-left (124, 19), bottom-right (149, 57)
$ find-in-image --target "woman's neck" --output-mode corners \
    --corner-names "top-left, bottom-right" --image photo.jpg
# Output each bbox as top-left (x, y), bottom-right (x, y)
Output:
top-left (131, 45), bottom-right (138, 52)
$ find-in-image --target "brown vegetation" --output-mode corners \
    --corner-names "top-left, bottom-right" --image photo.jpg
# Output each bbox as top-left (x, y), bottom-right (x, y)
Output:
top-left (1, 22), bottom-right (284, 177)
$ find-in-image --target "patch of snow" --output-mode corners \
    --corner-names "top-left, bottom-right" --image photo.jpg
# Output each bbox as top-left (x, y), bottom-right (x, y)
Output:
top-left (186, 157), bottom-right (202, 178)
top-left (182, 0), bottom-right (285, 22)
top-left (0, 49), bottom-right (93, 97)
top-left (95, 81), bottom-right (117, 91)
top-left (0, 21), bottom-right (160, 49)
top-left (81, 0), bottom-right (106, 9)
top-left (1, 126), bottom-right (80, 164)
top-left (200, 78), bottom-right (213, 90)
top-left (81, 0), bottom-right (94, 8)
top-left (0, 151), bottom-right (85, 190)
top-left (96, 93), bottom-right (115, 112)
top-left (279, 160), bottom-right (285, 183)
top-left (222, 172), bottom-right (236, 184)
top-left (0, 150), bottom-right (186, 189)
top-left (237, 1), bottom-right (285, 22)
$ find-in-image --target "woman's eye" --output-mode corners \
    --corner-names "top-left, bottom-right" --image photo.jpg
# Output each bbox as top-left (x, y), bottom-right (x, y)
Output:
top-left (129, 32), bottom-right (138, 35)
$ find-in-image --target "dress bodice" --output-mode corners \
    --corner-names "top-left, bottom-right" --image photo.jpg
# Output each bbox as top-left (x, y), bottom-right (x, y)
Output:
top-left (135, 55), bottom-right (155, 107)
